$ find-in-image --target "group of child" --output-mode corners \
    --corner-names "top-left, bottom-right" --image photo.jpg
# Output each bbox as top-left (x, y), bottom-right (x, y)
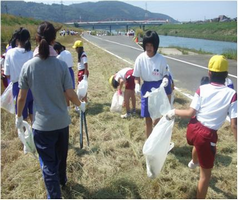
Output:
top-left (2, 24), bottom-right (236, 199)
top-left (2, 23), bottom-right (87, 198)
top-left (109, 30), bottom-right (237, 199)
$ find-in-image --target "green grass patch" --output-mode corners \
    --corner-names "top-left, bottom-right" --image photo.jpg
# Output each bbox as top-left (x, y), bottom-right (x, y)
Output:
top-left (150, 22), bottom-right (237, 42)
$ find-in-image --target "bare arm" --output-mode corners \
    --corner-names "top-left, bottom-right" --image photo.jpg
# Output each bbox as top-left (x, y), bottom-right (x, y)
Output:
top-left (84, 63), bottom-right (88, 75)
top-left (134, 77), bottom-right (140, 85)
top-left (118, 78), bottom-right (124, 91)
top-left (17, 89), bottom-right (28, 118)
top-left (230, 118), bottom-right (237, 141)
top-left (65, 88), bottom-right (82, 106)
top-left (175, 107), bottom-right (196, 118)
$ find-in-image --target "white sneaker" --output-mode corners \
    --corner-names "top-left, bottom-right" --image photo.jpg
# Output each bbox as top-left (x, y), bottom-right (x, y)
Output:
top-left (121, 113), bottom-right (131, 119)
top-left (188, 160), bottom-right (200, 169)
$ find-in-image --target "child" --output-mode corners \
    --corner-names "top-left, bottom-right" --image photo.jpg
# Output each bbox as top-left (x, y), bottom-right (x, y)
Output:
top-left (109, 67), bottom-right (136, 118)
top-left (53, 42), bottom-right (75, 111)
top-left (4, 27), bottom-right (33, 123)
top-left (166, 55), bottom-right (237, 198)
top-left (133, 30), bottom-right (172, 138)
top-left (16, 21), bottom-right (85, 199)
top-left (73, 40), bottom-right (89, 102)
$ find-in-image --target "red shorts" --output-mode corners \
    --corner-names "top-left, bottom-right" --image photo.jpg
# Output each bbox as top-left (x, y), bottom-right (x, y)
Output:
top-left (78, 70), bottom-right (89, 83)
top-left (186, 117), bottom-right (218, 169)
top-left (125, 69), bottom-right (135, 90)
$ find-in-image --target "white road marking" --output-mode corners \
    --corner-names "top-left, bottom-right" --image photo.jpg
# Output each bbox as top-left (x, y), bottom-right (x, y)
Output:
top-left (86, 35), bottom-right (237, 78)
top-left (83, 35), bottom-right (232, 122)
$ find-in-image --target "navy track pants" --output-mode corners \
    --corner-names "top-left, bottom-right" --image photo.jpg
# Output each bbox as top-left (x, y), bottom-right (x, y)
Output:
top-left (33, 127), bottom-right (69, 199)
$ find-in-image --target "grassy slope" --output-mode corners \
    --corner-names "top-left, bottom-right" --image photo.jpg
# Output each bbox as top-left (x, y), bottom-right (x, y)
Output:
top-left (1, 33), bottom-right (237, 199)
top-left (151, 22), bottom-right (237, 42)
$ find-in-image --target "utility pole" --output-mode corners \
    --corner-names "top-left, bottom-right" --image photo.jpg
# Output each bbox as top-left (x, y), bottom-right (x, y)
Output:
top-left (145, 2), bottom-right (148, 20)
top-left (4, 4), bottom-right (8, 14)
top-left (61, 0), bottom-right (64, 22)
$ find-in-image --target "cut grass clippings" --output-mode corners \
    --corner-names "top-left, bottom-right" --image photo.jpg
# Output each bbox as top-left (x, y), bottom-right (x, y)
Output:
top-left (1, 34), bottom-right (237, 199)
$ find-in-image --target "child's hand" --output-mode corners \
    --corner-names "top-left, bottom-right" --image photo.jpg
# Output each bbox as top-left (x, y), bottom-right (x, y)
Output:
top-left (80, 101), bottom-right (86, 112)
top-left (166, 109), bottom-right (175, 120)
top-left (135, 83), bottom-right (141, 95)
top-left (161, 77), bottom-right (169, 87)
top-left (117, 89), bottom-right (122, 95)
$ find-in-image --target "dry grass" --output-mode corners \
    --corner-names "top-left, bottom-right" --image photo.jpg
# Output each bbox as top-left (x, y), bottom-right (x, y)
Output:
top-left (1, 35), bottom-right (237, 199)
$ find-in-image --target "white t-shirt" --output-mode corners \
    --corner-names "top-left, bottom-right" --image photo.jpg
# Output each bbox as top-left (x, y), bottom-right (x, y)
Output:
top-left (77, 52), bottom-right (87, 70)
top-left (115, 67), bottom-right (132, 82)
top-left (4, 47), bottom-right (33, 82)
top-left (57, 50), bottom-right (73, 68)
top-left (190, 83), bottom-right (237, 130)
top-left (133, 52), bottom-right (168, 81)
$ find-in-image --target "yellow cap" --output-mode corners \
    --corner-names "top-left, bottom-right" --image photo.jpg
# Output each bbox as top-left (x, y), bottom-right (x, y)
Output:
top-left (109, 75), bottom-right (114, 86)
top-left (72, 40), bottom-right (83, 48)
top-left (208, 55), bottom-right (228, 72)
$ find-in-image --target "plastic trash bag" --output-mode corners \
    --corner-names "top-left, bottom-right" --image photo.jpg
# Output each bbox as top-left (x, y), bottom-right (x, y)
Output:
top-left (143, 116), bottom-right (175, 179)
top-left (18, 121), bottom-right (37, 156)
top-left (77, 75), bottom-right (88, 100)
top-left (0, 82), bottom-right (15, 114)
top-left (110, 92), bottom-right (124, 113)
top-left (144, 86), bottom-right (171, 121)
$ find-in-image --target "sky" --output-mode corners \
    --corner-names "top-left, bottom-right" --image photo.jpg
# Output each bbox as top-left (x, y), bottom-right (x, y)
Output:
top-left (22, 0), bottom-right (237, 22)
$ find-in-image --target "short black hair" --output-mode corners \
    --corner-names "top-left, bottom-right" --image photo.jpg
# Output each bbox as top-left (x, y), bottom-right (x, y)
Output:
top-left (53, 42), bottom-right (65, 52)
top-left (112, 78), bottom-right (119, 89)
top-left (143, 30), bottom-right (160, 55)
top-left (210, 71), bottom-right (228, 84)
top-left (200, 76), bottom-right (210, 85)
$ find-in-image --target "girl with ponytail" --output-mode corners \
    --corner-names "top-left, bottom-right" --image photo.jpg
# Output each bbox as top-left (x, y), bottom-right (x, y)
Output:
top-left (4, 27), bottom-right (33, 122)
top-left (16, 21), bottom-right (85, 199)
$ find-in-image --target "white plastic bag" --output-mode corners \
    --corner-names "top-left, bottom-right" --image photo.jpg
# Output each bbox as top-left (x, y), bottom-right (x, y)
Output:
top-left (144, 86), bottom-right (171, 121)
top-left (18, 121), bottom-right (37, 156)
top-left (77, 75), bottom-right (88, 100)
top-left (110, 92), bottom-right (124, 113)
top-left (0, 82), bottom-right (15, 114)
top-left (143, 116), bottom-right (174, 178)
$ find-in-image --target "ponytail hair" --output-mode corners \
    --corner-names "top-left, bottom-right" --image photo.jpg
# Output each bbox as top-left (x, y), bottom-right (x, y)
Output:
top-left (36, 21), bottom-right (61, 59)
top-left (14, 27), bottom-right (31, 51)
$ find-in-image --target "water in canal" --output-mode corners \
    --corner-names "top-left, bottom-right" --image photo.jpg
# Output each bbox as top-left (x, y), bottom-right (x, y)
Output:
top-left (158, 35), bottom-right (237, 55)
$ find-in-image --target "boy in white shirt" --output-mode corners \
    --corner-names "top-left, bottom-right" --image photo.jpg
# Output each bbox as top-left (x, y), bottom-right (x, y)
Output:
top-left (109, 67), bottom-right (136, 118)
top-left (54, 42), bottom-right (75, 111)
top-left (73, 40), bottom-right (89, 102)
top-left (166, 55), bottom-right (237, 199)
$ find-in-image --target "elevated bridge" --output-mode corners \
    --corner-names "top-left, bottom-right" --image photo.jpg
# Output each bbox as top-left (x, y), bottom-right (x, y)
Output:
top-left (65, 19), bottom-right (168, 32)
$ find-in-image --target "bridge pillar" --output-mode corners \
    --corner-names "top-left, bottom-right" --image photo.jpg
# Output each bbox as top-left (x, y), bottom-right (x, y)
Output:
top-left (92, 26), bottom-right (94, 30)
top-left (126, 25), bottom-right (128, 33)
top-left (143, 25), bottom-right (145, 30)
top-left (109, 25), bottom-right (111, 34)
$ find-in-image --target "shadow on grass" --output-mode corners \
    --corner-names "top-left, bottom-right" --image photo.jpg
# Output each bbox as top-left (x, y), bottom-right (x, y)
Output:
top-left (174, 96), bottom-right (189, 105)
top-left (86, 103), bottom-right (111, 116)
top-left (175, 117), bottom-right (190, 129)
top-left (215, 153), bottom-right (232, 167)
top-left (170, 145), bottom-right (192, 166)
top-left (210, 176), bottom-right (237, 199)
top-left (62, 178), bottom-right (141, 199)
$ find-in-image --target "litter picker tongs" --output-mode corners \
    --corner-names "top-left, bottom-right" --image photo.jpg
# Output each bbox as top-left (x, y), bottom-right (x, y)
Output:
top-left (79, 110), bottom-right (89, 149)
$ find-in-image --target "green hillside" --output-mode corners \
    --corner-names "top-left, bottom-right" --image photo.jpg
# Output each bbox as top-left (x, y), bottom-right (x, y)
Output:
top-left (1, 1), bottom-right (177, 23)
top-left (152, 22), bottom-right (237, 42)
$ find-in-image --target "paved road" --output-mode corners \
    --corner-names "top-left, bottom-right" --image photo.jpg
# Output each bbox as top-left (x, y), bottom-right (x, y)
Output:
top-left (83, 34), bottom-right (237, 93)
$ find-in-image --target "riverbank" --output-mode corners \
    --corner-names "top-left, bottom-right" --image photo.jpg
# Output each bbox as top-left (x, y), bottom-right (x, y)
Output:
top-left (1, 35), bottom-right (236, 199)
top-left (150, 21), bottom-right (237, 43)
